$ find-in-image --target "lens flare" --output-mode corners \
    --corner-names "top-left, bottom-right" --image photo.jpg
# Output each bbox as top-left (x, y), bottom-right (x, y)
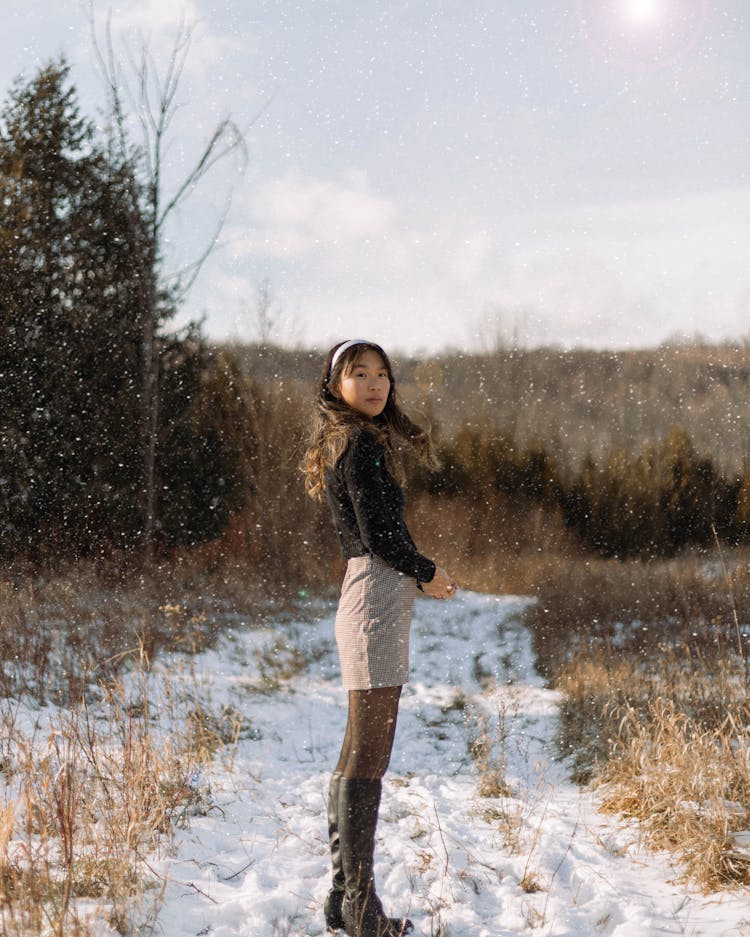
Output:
top-left (621, 0), bottom-right (662, 26)
top-left (576, 0), bottom-right (709, 68)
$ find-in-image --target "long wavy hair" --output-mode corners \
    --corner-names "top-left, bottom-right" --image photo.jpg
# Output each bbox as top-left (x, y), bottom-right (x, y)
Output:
top-left (301, 340), bottom-right (440, 501)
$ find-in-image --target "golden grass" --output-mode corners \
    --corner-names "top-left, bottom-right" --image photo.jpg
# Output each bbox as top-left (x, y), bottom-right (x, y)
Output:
top-left (599, 699), bottom-right (750, 891)
top-left (0, 659), bottom-right (225, 935)
top-left (530, 551), bottom-right (750, 890)
top-left (407, 492), bottom-right (579, 597)
top-left (0, 558), bottom-right (263, 935)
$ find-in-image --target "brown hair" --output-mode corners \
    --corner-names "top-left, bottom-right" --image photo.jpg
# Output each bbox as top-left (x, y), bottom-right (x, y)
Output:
top-left (300, 340), bottom-right (439, 500)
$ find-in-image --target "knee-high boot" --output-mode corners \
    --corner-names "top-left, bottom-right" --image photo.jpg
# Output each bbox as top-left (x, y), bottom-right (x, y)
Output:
top-left (325, 774), bottom-right (412, 934)
top-left (324, 772), bottom-right (346, 931)
top-left (338, 778), bottom-right (413, 937)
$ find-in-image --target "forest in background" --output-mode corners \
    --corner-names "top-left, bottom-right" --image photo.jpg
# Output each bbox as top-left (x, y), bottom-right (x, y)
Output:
top-left (225, 339), bottom-right (750, 581)
top-left (236, 339), bottom-right (750, 469)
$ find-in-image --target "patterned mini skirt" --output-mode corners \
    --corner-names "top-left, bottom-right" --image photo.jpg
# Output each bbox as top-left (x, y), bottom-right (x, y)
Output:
top-left (334, 554), bottom-right (417, 690)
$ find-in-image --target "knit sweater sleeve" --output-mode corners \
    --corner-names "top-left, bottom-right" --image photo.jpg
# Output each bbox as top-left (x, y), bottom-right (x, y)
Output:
top-left (341, 429), bottom-right (436, 583)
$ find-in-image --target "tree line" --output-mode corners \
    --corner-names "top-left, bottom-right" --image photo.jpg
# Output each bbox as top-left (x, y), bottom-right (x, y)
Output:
top-left (3, 60), bottom-right (749, 570)
top-left (419, 424), bottom-right (749, 560)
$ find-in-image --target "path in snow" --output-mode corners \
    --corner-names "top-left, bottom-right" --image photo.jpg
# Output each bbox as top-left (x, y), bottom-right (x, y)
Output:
top-left (154, 591), bottom-right (750, 937)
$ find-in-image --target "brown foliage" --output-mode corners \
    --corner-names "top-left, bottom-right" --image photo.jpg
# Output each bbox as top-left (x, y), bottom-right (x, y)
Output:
top-left (526, 554), bottom-right (750, 889)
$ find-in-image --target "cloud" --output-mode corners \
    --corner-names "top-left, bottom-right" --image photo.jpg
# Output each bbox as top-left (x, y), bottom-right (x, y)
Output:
top-left (188, 167), bottom-right (503, 349)
top-left (466, 185), bottom-right (750, 348)
top-left (228, 170), bottom-right (397, 259)
top-left (187, 161), bottom-right (750, 354)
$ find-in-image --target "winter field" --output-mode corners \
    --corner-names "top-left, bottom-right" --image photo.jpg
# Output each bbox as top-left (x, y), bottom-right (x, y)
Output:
top-left (4, 30), bottom-right (750, 937)
top-left (135, 589), bottom-right (749, 937)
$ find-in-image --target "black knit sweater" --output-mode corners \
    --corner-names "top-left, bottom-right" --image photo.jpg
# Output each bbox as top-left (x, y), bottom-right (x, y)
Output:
top-left (325, 426), bottom-right (436, 583)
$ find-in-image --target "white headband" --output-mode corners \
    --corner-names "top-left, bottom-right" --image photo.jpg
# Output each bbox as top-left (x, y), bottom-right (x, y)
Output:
top-left (329, 339), bottom-right (370, 374)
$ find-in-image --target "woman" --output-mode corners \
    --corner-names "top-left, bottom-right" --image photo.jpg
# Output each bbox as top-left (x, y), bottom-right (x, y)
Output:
top-left (302, 339), bottom-right (457, 937)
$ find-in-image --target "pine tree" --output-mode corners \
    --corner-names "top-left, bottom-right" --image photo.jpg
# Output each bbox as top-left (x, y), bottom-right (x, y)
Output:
top-left (656, 427), bottom-right (717, 553)
top-left (0, 61), bottom-right (247, 562)
top-left (0, 60), bottom-right (147, 558)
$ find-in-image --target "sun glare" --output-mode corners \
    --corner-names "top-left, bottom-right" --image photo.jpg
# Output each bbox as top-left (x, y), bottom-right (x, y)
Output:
top-left (577, 0), bottom-right (709, 67)
top-left (621, 0), bottom-right (663, 27)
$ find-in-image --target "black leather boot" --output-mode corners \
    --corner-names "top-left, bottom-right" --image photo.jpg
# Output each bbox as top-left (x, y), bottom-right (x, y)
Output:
top-left (338, 778), bottom-right (413, 937)
top-left (324, 771), bottom-right (346, 931)
top-left (325, 774), bottom-right (412, 934)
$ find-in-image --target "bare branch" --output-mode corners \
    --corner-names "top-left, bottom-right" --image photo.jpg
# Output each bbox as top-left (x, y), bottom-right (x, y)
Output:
top-left (170, 192), bottom-right (234, 301)
top-left (157, 117), bottom-right (246, 230)
top-left (91, 9), bottom-right (257, 286)
top-left (89, 5), bottom-right (131, 159)
top-left (89, 3), bottom-right (261, 558)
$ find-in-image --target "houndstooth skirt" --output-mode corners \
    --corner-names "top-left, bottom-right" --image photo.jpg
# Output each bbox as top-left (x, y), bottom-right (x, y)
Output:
top-left (334, 554), bottom-right (418, 690)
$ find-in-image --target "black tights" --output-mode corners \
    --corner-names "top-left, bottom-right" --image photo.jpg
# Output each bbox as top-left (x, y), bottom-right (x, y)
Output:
top-left (335, 686), bottom-right (402, 780)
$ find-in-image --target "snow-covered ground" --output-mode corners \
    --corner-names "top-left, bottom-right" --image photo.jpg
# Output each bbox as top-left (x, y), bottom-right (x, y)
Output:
top-left (153, 591), bottom-right (750, 937)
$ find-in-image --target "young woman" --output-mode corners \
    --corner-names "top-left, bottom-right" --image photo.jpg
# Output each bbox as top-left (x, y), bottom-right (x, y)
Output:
top-left (302, 339), bottom-right (457, 937)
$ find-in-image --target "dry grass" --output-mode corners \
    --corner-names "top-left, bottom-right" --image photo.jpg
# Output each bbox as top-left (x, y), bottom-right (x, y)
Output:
top-left (467, 705), bottom-right (514, 801)
top-left (528, 550), bottom-right (750, 890)
top-left (0, 668), bottom-right (213, 934)
top-left (0, 558), bottom-right (267, 935)
top-left (408, 492), bottom-right (579, 597)
top-left (0, 548), bottom-right (298, 706)
top-left (558, 640), bottom-right (747, 782)
top-left (523, 551), bottom-right (750, 682)
top-left (599, 699), bottom-right (750, 891)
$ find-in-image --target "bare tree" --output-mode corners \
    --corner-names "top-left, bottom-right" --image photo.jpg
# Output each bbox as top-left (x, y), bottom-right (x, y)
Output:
top-left (254, 277), bottom-right (279, 346)
top-left (254, 277), bottom-right (307, 348)
top-left (91, 10), bottom-right (248, 557)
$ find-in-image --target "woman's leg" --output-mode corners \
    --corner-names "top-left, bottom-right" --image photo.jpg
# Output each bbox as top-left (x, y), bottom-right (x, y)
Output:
top-left (335, 686), bottom-right (411, 935)
top-left (327, 686), bottom-right (407, 933)
top-left (335, 686), bottom-right (402, 779)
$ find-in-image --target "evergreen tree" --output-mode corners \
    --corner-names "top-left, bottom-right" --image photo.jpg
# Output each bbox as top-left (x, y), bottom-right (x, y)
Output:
top-left (0, 61), bottom-right (144, 557)
top-left (0, 61), bottom-right (247, 562)
top-left (562, 428), bottom-right (722, 559)
top-left (656, 427), bottom-right (717, 553)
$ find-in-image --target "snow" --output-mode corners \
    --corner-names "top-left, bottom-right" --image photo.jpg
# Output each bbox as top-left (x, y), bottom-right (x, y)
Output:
top-left (152, 590), bottom-right (750, 936)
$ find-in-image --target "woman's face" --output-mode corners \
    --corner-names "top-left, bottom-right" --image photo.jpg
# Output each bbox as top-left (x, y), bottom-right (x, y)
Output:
top-left (335, 349), bottom-right (391, 419)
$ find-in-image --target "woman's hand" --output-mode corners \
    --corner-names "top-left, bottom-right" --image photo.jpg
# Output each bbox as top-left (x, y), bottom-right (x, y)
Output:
top-left (419, 566), bottom-right (458, 600)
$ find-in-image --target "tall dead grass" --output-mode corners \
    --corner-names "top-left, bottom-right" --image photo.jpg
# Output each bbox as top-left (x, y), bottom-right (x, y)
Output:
top-left (0, 545), bottom-right (289, 706)
top-left (529, 551), bottom-right (750, 890)
top-left (599, 699), bottom-right (750, 890)
top-left (0, 657), bottom-right (228, 935)
top-left (524, 552), bottom-right (750, 682)
top-left (0, 559), bottom-right (263, 934)
top-left (407, 492), bottom-right (579, 596)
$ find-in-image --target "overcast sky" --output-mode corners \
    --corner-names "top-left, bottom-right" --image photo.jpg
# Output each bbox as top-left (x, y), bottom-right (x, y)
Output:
top-left (3, 0), bottom-right (749, 353)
